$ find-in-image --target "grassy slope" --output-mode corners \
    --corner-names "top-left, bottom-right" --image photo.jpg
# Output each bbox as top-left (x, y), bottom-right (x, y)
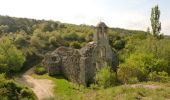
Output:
top-left (33, 74), bottom-right (170, 100)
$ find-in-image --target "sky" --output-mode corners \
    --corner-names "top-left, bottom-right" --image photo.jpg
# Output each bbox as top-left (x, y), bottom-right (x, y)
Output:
top-left (0, 0), bottom-right (170, 34)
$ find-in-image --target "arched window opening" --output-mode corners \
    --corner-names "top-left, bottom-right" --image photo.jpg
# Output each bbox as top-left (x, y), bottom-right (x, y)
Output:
top-left (100, 47), bottom-right (106, 58)
top-left (52, 56), bottom-right (56, 61)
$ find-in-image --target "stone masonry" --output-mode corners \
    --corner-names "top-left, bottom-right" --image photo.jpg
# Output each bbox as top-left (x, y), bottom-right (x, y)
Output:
top-left (43, 22), bottom-right (118, 86)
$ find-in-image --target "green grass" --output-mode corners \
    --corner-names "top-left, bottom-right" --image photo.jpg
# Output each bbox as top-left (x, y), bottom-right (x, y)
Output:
top-left (32, 74), bottom-right (88, 100)
top-left (95, 85), bottom-right (170, 100)
top-left (33, 74), bottom-right (170, 100)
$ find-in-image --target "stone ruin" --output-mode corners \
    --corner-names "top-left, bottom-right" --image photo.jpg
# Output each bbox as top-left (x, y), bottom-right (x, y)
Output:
top-left (43, 22), bottom-right (118, 86)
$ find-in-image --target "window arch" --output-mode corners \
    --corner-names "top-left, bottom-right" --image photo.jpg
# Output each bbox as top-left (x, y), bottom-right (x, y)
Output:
top-left (100, 47), bottom-right (106, 58)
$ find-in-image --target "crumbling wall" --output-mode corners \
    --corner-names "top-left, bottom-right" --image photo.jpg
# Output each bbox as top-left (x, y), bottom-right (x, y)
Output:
top-left (43, 22), bottom-right (119, 86)
top-left (46, 47), bottom-right (82, 84)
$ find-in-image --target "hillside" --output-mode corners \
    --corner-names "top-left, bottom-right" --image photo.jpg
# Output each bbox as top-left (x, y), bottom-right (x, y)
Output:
top-left (0, 15), bottom-right (170, 100)
top-left (0, 15), bottom-right (147, 35)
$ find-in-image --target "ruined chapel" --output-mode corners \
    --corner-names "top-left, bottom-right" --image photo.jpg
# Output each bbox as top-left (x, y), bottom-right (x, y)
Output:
top-left (43, 22), bottom-right (118, 85)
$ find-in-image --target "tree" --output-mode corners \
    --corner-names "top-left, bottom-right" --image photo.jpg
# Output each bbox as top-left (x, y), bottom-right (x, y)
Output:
top-left (0, 37), bottom-right (25, 73)
top-left (63, 33), bottom-right (79, 41)
top-left (150, 5), bottom-right (161, 37)
top-left (0, 25), bottom-right (9, 34)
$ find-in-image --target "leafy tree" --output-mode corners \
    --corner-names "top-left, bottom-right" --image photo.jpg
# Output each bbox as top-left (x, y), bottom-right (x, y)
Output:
top-left (30, 36), bottom-right (45, 49)
top-left (14, 31), bottom-right (30, 48)
top-left (85, 33), bottom-right (93, 42)
top-left (0, 25), bottom-right (9, 34)
top-left (39, 22), bottom-right (53, 32)
top-left (150, 5), bottom-right (161, 37)
top-left (63, 33), bottom-right (79, 41)
top-left (0, 37), bottom-right (25, 73)
top-left (48, 35), bottom-right (64, 48)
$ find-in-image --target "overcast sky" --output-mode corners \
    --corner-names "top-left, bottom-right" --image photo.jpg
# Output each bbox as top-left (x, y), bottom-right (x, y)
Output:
top-left (0, 0), bottom-right (170, 34)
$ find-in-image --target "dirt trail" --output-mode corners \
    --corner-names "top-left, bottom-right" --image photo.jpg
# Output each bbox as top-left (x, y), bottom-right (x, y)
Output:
top-left (16, 67), bottom-right (54, 100)
top-left (130, 84), bottom-right (161, 89)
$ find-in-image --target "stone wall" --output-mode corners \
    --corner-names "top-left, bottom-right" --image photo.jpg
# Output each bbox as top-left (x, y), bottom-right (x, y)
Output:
top-left (43, 22), bottom-right (119, 86)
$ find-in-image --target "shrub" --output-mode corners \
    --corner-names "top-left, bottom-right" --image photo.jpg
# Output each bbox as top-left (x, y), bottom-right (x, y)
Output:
top-left (113, 39), bottom-right (125, 50)
top-left (63, 33), bottom-right (79, 41)
top-left (0, 74), bottom-right (36, 100)
top-left (117, 64), bottom-right (145, 84)
top-left (127, 77), bottom-right (139, 84)
top-left (90, 84), bottom-right (99, 90)
top-left (126, 53), bottom-right (168, 73)
top-left (69, 41), bottom-right (81, 49)
top-left (34, 66), bottom-right (46, 75)
top-left (20, 87), bottom-right (36, 99)
top-left (148, 71), bottom-right (170, 83)
top-left (95, 64), bottom-right (116, 88)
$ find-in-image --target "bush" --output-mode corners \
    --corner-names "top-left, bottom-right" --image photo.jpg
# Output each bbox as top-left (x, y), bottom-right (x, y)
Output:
top-left (20, 87), bottom-right (36, 99)
top-left (95, 64), bottom-right (117, 88)
top-left (117, 64), bottom-right (145, 84)
top-left (113, 39), bottom-right (125, 50)
top-left (0, 74), bottom-right (36, 100)
top-left (69, 41), bottom-right (81, 49)
top-left (90, 84), bottom-right (99, 90)
top-left (63, 33), bottom-right (79, 41)
top-left (127, 77), bottom-right (139, 84)
top-left (34, 66), bottom-right (46, 75)
top-left (148, 71), bottom-right (170, 83)
top-left (126, 53), bottom-right (168, 73)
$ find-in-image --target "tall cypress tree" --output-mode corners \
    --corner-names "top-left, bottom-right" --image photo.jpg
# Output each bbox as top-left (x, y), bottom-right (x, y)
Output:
top-left (150, 5), bottom-right (161, 37)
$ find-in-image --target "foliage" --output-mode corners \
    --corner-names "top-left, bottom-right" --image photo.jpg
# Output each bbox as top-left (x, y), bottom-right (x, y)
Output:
top-left (0, 11), bottom-right (170, 100)
top-left (150, 5), bottom-right (161, 37)
top-left (0, 74), bottom-right (36, 100)
top-left (95, 64), bottom-right (117, 88)
top-left (127, 77), bottom-right (139, 84)
top-left (34, 66), bottom-right (46, 75)
top-left (117, 64), bottom-right (145, 84)
top-left (148, 71), bottom-right (170, 83)
top-left (126, 53), bottom-right (168, 73)
top-left (113, 39), bottom-right (125, 50)
top-left (13, 31), bottom-right (30, 49)
top-left (117, 50), bottom-right (169, 84)
top-left (63, 33), bottom-right (79, 41)
top-left (69, 41), bottom-right (81, 49)
top-left (0, 37), bottom-right (25, 74)
top-left (0, 25), bottom-right (9, 35)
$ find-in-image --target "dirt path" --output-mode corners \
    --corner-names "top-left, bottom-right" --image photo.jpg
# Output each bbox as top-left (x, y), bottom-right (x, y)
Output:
top-left (16, 67), bottom-right (54, 100)
top-left (130, 84), bottom-right (161, 89)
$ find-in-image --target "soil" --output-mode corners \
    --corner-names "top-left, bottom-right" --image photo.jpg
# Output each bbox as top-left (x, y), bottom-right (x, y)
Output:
top-left (16, 67), bottom-right (54, 100)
